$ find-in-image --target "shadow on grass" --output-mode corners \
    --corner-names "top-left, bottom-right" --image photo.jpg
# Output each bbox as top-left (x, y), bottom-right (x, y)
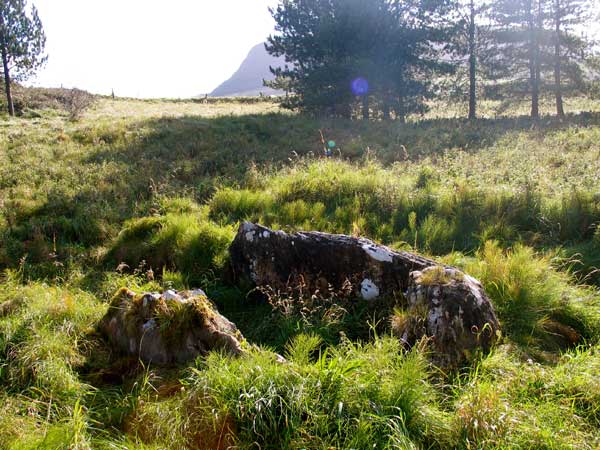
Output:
top-left (82, 110), bottom-right (600, 178)
top-left (2, 110), bottom-right (600, 280)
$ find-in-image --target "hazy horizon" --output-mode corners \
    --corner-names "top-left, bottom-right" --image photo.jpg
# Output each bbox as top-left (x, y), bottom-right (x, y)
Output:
top-left (29, 0), bottom-right (278, 98)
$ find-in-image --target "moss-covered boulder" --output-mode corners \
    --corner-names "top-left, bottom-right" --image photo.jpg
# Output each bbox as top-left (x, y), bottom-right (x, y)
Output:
top-left (100, 288), bottom-right (244, 365)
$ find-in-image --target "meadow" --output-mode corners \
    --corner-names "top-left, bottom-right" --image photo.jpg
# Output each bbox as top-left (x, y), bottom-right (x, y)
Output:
top-left (0, 93), bottom-right (600, 449)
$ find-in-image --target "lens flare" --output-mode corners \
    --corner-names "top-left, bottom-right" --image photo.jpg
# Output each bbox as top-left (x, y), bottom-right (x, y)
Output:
top-left (351, 77), bottom-right (369, 96)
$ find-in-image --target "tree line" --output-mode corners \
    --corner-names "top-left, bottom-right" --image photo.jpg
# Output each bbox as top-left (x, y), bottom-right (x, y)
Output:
top-left (266, 0), bottom-right (599, 120)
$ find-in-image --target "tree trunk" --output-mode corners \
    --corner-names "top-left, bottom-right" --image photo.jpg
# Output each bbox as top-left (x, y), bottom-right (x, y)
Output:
top-left (0, 29), bottom-right (14, 116)
top-left (528, 0), bottom-right (540, 120)
top-left (468, 0), bottom-right (477, 120)
top-left (397, 94), bottom-right (406, 123)
top-left (383, 94), bottom-right (390, 120)
top-left (534, 0), bottom-right (543, 118)
top-left (362, 94), bottom-right (369, 120)
top-left (554, 0), bottom-right (565, 117)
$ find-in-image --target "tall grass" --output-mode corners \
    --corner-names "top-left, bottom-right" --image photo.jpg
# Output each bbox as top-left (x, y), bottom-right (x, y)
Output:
top-left (209, 158), bottom-right (600, 257)
top-left (0, 96), bottom-right (600, 448)
top-left (105, 211), bottom-right (234, 286)
top-left (127, 337), bottom-right (453, 450)
top-left (443, 242), bottom-right (600, 348)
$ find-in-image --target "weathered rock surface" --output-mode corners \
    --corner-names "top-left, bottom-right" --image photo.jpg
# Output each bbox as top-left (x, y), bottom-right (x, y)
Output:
top-left (229, 222), bottom-right (434, 299)
top-left (100, 288), bottom-right (244, 365)
top-left (396, 266), bottom-right (500, 368)
top-left (229, 222), bottom-right (500, 367)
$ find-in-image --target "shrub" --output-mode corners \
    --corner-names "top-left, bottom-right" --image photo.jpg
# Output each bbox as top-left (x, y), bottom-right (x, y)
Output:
top-left (62, 88), bottom-right (95, 121)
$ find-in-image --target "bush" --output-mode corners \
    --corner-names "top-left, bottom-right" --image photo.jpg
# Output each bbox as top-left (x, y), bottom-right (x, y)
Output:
top-left (62, 88), bottom-right (95, 120)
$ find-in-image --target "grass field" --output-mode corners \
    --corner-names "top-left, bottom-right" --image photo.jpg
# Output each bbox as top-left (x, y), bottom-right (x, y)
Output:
top-left (1, 95), bottom-right (600, 449)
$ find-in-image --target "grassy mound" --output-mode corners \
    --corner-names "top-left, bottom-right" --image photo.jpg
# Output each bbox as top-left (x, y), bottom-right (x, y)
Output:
top-left (105, 206), bottom-right (234, 286)
top-left (209, 158), bottom-right (600, 254)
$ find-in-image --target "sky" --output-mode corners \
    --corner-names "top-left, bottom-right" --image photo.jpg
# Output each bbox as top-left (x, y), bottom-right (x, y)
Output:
top-left (29, 0), bottom-right (278, 98)
top-left (27, 0), bottom-right (600, 98)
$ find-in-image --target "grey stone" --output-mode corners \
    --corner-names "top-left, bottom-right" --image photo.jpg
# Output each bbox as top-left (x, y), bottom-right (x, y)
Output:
top-left (229, 222), bottom-right (500, 368)
top-left (99, 288), bottom-right (244, 366)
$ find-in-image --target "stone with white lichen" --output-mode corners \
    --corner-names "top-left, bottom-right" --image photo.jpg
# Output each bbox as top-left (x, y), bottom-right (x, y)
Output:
top-left (229, 222), bottom-right (435, 299)
top-left (229, 222), bottom-right (500, 368)
top-left (394, 266), bottom-right (500, 368)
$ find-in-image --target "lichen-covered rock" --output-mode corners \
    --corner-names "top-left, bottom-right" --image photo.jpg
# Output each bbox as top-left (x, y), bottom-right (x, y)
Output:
top-left (229, 222), bottom-right (500, 368)
top-left (100, 288), bottom-right (244, 365)
top-left (229, 222), bottom-right (433, 300)
top-left (393, 266), bottom-right (500, 368)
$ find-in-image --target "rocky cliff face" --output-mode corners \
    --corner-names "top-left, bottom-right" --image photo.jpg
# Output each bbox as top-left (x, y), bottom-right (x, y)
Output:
top-left (209, 43), bottom-right (286, 97)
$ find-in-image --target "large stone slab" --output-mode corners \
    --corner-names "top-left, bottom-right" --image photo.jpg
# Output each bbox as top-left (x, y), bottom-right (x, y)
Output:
top-left (229, 222), bottom-right (500, 368)
top-left (229, 222), bottom-right (434, 300)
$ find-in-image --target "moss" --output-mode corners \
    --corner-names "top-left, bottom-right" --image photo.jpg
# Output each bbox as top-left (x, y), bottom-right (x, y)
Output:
top-left (417, 266), bottom-right (453, 286)
top-left (190, 296), bottom-right (217, 324)
top-left (153, 295), bottom-right (217, 347)
top-left (117, 292), bottom-right (148, 338)
top-left (108, 287), bottom-right (135, 309)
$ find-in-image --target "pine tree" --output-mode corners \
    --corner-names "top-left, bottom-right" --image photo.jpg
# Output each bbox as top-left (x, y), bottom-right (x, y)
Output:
top-left (266, 0), bottom-right (454, 119)
top-left (468, 0), bottom-right (478, 119)
top-left (451, 0), bottom-right (493, 120)
top-left (387, 0), bottom-right (455, 122)
top-left (0, 0), bottom-right (46, 116)
top-left (489, 0), bottom-right (547, 119)
top-left (487, 0), bottom-right (595, 118)
top-left (551, 0), bottom-right (592, 116)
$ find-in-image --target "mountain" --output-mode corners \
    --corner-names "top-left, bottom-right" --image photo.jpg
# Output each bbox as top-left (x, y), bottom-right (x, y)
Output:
top-left (209, 43), bottom-right (286, 97)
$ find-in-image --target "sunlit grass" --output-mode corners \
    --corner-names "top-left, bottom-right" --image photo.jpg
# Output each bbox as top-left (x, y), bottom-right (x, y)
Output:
top-left (0, 95), bottom-right (600, 448)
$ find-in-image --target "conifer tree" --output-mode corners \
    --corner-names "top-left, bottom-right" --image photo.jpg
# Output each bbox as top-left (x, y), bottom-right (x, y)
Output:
top-left (490, 0), bottom-right (547, 119)
top-left (488, 0), bottom-right (595, 118)
top-left (0, 0), bottom-right (46, 116)
top-left (266, 0), bottom-right (453, 119)
top-left (551, 0), bottom-right (592, 116)
top-left (451, 0), bottom-right (493, 119)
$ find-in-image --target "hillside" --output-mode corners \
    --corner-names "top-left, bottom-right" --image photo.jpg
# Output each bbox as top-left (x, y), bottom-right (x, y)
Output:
top-left (1, 96), bottom-right (600, 449)
top-left (209, 43), bottom-right (285, 97)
